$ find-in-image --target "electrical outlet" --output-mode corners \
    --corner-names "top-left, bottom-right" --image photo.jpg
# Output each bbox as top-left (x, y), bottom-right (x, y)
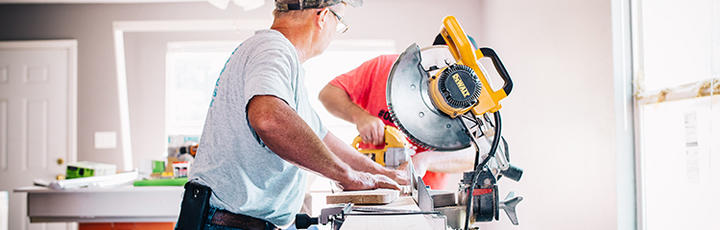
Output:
top-left (94, 131), bottom-right (117, 149)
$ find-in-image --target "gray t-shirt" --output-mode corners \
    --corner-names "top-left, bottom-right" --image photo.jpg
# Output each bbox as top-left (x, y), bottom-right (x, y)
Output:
top-left (189, 29), bottom-right (327, 226)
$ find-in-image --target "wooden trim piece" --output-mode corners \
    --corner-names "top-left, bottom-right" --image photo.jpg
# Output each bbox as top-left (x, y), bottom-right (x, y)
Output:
top-left (113, 19), bottom-right (271, 33)
top-left (635, 79), bottom-right (719, 105)
top-left (113, 29), bottom-right (133, 171)
top-left (0, 40), bottom-right (77, 49)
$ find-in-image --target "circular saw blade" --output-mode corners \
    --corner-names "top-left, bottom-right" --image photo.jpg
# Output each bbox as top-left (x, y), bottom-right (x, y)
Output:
top-left (387, 44), bottom-right (472, 151)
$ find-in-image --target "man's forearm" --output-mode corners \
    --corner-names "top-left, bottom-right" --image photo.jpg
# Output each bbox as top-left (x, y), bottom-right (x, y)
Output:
top-left (323, 131), bottom-right (387, 175)
top-left (318, 84), bottom-right (369, 123)
top-left (247, 95), bottom-right (353, 183)
top-left (417, 148), bottom-right (476, 173)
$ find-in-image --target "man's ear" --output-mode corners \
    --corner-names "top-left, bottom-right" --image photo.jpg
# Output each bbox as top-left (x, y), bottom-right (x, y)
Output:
top-left (315, 8), bottom-right (330, 30)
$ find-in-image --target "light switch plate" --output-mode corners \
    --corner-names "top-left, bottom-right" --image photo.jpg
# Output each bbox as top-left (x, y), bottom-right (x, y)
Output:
top-left (94, 131), bottom-right (117, 149)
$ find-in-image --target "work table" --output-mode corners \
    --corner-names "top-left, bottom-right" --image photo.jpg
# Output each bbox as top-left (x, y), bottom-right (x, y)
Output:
top-left (15, 186), bottom-right (442, 229)
top-left (15, 186), bottom-right (183, 223)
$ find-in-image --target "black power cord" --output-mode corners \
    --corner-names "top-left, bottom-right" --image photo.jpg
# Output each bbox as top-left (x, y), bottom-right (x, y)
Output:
top-left (464, 111), bottom-right (502, 230)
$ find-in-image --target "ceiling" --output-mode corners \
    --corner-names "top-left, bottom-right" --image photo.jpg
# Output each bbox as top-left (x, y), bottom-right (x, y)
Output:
top-left (0, 0), bottom-right (204, 3)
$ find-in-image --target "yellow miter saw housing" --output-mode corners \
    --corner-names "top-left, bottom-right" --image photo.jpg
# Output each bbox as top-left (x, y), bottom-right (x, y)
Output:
top-left (294, 16), bottom-right (523, 230)
top-left (428, 16), bottom-right (513, 118)
top-left (352, 126), bottom-right (413, 169)
top-left (386, 16), bottom-right (523, 229)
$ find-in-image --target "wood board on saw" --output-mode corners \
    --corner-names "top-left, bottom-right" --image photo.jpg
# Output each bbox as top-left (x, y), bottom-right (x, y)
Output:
top-left (326, 189), bottom-right (400, 205)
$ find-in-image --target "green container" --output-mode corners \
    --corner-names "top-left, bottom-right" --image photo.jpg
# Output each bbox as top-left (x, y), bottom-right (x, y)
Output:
top-left (152, 160), bottom-right (166, 173)
top-left (133, 177), bottom-right (188, 186)
top-left (66, 166), bottom-right (94, 179)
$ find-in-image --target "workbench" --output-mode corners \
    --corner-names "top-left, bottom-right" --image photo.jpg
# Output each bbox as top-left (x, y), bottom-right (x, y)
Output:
top-left (14, 186), bottom-right (182, 223)
top-left (15, 187), bottom-right (444, 229)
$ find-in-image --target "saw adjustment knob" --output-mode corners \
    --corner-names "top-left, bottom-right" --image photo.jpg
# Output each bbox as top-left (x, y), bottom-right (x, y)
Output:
top-left (499, 192), bottom-right (523, 225)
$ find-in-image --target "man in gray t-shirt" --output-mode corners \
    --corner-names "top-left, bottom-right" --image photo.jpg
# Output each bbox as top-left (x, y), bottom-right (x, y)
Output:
top-left (181, 0), bottom-right (409, 229)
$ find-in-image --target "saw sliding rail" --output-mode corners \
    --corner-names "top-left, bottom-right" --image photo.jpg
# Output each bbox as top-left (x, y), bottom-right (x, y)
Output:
top-left (295, 202), bottom-right (447, 230)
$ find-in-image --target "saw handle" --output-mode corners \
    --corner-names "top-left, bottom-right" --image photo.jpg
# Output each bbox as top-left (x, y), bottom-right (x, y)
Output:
top-left (352, 135), bottom-right (385, 150)
top-left (478, 48), bottom-right (513, 96)
top-left (442, 16), bottom-right (511, 114)
top-left (440, 16), bottom-right (477, 69)
top-left (352, 134), bottom-right (388, 167)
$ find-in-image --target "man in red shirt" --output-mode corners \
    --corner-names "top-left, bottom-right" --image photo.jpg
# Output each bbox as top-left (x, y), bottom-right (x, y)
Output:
top-left (319, 48), bottom-right (476, 190)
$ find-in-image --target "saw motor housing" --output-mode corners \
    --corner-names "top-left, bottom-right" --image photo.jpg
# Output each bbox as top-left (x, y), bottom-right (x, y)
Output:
top-left (428, 16), bottom-right (513, 118)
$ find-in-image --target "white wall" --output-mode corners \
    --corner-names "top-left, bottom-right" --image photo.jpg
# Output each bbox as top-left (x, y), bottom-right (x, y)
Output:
top-left (0, 0), bottom-right (487, 169)
top-left (476, 0), bottom-right (618, 229)
top-left (0, 0), bottom-right (623, 229)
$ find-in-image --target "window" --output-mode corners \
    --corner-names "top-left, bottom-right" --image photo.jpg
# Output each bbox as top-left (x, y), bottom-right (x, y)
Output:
top-left (632, 0), bottom-right (719, 229)
top-left (165, 39), bottom-right (395, 215)
top-left (166, 41), bottom-right (240, 137)
top-left (165, 40), bottom-right (395, 142)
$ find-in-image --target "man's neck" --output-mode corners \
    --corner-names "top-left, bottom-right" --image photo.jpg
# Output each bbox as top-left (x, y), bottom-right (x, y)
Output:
top-left (271, 23), bottom-right (315, 63)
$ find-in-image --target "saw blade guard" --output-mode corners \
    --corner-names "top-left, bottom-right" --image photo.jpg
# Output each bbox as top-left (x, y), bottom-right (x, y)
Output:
top-left (386, 44), bottom-right (473, 151)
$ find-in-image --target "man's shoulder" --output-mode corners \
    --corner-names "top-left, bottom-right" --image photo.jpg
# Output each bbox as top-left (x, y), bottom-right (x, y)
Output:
top-left (246, 30), bottom-right (295, 51)
top-left (240, 30), bottom-right (297, 64)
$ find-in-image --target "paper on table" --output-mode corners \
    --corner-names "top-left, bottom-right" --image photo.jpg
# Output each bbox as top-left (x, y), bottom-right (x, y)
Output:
top-left (48, 170), bottom-right (138, 190)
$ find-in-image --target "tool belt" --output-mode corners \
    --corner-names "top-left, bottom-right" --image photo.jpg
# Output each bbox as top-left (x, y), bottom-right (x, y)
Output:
top-left (176, 181), bottom-right (212, 230)
top-left (210, 209), bottom-right (279, 230)
top-left (176, 180), bottom-right (278, 230)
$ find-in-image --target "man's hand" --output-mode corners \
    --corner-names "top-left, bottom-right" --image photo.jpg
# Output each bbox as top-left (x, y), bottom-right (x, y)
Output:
top-left (354, 113), bottom-right (385, 145)
top-left (318, 84), bottom-right (385, 145)
top-left (339, 171), bottom-right (401, 191)
top-left (382, 166), bottom-right (411, 185)
top-left (411, 152), bottom-right (430, 178)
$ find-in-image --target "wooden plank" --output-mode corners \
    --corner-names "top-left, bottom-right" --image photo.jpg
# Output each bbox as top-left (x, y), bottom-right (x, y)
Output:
top-left (326, 189), bottom-right (399, 205)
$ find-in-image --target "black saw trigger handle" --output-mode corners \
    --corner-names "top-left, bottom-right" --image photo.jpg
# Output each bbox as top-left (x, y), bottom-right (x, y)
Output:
top-left (479, 47), bottom-right (513, 96)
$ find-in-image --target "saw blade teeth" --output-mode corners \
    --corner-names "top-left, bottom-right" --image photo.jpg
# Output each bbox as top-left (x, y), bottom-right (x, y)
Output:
top-left (387, 103), bottom-right (437, 151)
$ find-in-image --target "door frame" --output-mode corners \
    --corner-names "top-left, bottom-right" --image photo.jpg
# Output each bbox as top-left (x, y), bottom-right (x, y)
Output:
top-left (0, 39), bottom-right (78, 168)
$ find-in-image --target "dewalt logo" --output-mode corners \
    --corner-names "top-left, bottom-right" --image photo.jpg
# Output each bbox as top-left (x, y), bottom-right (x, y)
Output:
top-left (452, 73), bottom-right (471, 98)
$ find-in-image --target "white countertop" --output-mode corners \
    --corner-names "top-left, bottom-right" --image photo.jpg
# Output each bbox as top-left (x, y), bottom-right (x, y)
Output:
top-left (15, 186), bottom-right (443, 229)
top-left (15, 185), bottom-right (183, 223)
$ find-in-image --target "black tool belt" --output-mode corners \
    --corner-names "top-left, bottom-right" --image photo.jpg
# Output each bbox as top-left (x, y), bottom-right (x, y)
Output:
top-left (176, 181), bottom-right (212, 230)
top-left (210, 209), bottom-right (279, 230)
top-left (176, 180), bottom-right (279, 230)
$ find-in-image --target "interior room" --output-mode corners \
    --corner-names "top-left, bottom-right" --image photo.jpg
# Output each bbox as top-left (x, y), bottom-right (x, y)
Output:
top-left (0, 0), bottom-right (718, 230)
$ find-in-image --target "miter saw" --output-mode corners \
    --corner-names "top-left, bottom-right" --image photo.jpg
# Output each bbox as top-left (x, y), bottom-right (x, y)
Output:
top-left (295, 16), bottom-right (523, 230)
top-left (386, 16), bottom-right (524, 229)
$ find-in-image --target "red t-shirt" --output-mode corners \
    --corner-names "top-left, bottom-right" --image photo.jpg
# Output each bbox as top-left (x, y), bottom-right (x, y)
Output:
top-left (329, 54), bottom-right (447, 190)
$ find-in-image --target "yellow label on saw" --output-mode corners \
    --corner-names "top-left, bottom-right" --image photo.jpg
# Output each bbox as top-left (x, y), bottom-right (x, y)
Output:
top-left (453, 73), bottom-right (471, 98)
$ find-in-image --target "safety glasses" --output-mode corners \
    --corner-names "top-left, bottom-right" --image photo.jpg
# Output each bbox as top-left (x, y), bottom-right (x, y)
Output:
top-left (328, 8), bottom-right (349, 34)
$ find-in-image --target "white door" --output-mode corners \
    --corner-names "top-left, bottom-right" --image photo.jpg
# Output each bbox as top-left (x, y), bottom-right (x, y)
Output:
top-left (0, 40), bottom-right (77, 230)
